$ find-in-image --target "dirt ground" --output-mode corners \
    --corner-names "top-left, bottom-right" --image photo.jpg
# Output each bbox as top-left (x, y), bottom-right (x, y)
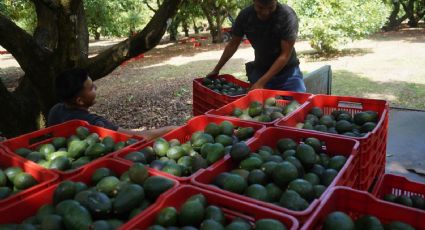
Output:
top-left (1, 26), bottom-right (425, 129)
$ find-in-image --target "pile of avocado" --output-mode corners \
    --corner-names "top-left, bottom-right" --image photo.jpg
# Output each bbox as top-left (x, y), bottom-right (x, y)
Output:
top-left (323, 211), bottom-right (416, 230)
top-left (231, 97), bottom-right (300, 122)
top-left (123, 121), bottom-right (256, 177)
top-left (212, 137), bottom-right (348, 211)
top-left (297, 107), bottom-right (379, 137)
top-left (0, 163), bottom-right (175, 229)
top-left (0, 166), bottom-right (38, 200)
top-left (148, 193), bottom-right (288, 230)
top-left (202, 77), bottom-right (247, 96)
top-left (383, 193), bottom-right (425, 210)
top-left (13, 126), bottom-right (138, 171)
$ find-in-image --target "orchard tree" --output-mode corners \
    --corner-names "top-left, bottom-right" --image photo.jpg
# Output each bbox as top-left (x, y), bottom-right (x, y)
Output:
top-left (289, 0), bottom-right (389, 53)
top-left (85, 0), bottom-right (155, 40)
top-left (1, 0), bottom-right (37, 32)
top-left (384, 0), bottom-right (425, 30)
top-left (84, 0), bottom-right (118, 40)
top-left (197, 0), bottom-right (238, 43)
top-left (0, 0), bottom-right (182, 138)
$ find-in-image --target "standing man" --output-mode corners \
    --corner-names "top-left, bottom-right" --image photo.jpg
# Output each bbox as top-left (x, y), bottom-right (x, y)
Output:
top-left (207, 0), bottom-right (306, 92)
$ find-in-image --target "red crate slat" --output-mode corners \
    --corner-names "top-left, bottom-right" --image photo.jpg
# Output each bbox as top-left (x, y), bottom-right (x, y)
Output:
top-left (192, 127), bottom-right (359, 223)
top-left (0, 120), bottom-right (145, 180)
top-left (0, 150), bottom-right (58, 210)
top-left (207, 89), bottom-right (313, 126)
top-left (124, 185), bottom-right (299, 230)
top-left (0, 158), bottom-right (179, 227)
top-left (276, 94), bottom-right (389, 190)
top-left (372, 173), bottom-right (425, 213)
top-left (302, 186), bottom-right (425, 230)
top-left (113, 115), bottom-right (266, 183)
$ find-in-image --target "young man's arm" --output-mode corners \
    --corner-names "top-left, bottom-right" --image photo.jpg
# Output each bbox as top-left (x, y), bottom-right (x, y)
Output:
top-left (250, 39), bottom-right (295, 90)
top-left (206, 35), bottom-right (243, 77)
top-left (118, 126), bottom-right (179, 141)
top-left (87, 113), bottom-right (178, 141)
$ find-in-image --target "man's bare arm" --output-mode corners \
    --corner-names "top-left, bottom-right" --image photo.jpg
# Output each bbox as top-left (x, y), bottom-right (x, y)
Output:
top-left (207, 36), bottom-right (243, 77)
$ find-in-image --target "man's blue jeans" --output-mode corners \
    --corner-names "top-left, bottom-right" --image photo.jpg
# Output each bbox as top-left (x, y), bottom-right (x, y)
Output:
top-left (247, 65), bottom-right (306, 92)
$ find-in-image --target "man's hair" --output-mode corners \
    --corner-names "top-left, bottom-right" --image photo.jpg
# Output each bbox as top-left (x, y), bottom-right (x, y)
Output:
top-left (55, 68), bottom-right (89, 102)
top-left (254, 0), bottom-right (275, 5)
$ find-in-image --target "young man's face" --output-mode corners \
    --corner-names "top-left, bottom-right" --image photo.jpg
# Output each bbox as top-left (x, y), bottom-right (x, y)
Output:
top-left (253, 0), bottom-right (277, 21)
top-left (76, 77), bottom-right (97, 108)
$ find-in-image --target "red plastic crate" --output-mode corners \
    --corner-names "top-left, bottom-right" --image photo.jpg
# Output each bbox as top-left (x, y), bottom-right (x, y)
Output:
top-left (124, 185), bottom-right (299, 230)
top-left (276, 94), bottom-right (389, 190)
top-left (192, 95), bottom-right (219, 116)
top-left (372, 173), bottom-right (425, 212)
top-left (192, 74), bottom-right (249, 116)
top-left (113, 115), bottom-right (266, 183)
top-left (207, 89), bottom-right (313, 126)
top-left (302, 187), bottom-right (425, 230)
top-left (0, 150), bottom-right (58, 210)
top-left (0, 120), bottom-right (145, 180)
top-left (0, 158), bottom-right (179, 227)
top-left (191, 127), bottom-right (359, 223)
top-left (193, 74), bottom-right (250, 106)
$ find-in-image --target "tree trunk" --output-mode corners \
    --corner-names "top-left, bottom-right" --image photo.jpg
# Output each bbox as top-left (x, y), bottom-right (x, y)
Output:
top-left (215, 13), bottom-right (223, 43)
top-left (385, 0), bottom-right (402, 30)
top-left (201, 4), bottom-right (226, 43)
top-left (182, 18), bottom-right (189, 37)
top-left (405, 0), bottom-right (418, 27)
top-left (201, 6), bottom-right (218, 43)
top-left (169, 23), bottom-right (178, 41)
top-left (0, 0), bottom-right (182, 138)
top-left (95, 31), bottom-right (101, 40)
top-left (193, 19), bottom-right (199, 34)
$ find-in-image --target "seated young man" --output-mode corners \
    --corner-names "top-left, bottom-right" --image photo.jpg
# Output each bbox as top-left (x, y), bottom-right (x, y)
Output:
top-left (48, 68), bottom-right (178, 140)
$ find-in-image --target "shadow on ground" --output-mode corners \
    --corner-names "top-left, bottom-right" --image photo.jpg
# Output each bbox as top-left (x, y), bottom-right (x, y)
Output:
top-left (298, 48), bottom-right (374, 62)
top-left (91, 58), bottom-right (247, 130)
top-left (369, 25), bottom-right (425, 43)
top-left (91, 59), bottom-right (425, 132)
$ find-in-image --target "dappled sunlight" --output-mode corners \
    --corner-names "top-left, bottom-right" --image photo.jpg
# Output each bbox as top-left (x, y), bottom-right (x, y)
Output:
top-left (156, 43), bottom-right (176, 49)
top-left (140, 46), bottom-right (254, 68)
top-left (0, 54), bottom-right (18, 68)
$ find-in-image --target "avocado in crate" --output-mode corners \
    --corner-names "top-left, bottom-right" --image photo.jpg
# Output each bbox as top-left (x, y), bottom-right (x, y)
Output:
top-left (202, 77), bottom-right (247, 96)
top-left (0, 163), bottom-right (175, 229)
top-left (0, 166), bottom-right (38, 200)
top-left (322, 211), bottom-right (415, 230)
top-left (123, 121), bottom-right (256, 177)
top-left (382, 194), bottom-right (425, 211)
top-left (213, 137), bottom-right (348, 212)
top-left (373, 174), bottom-right (425, 212)
top-left (148, 193), bottom-right (289, 230)
top-left (297, 107), bottom-right (379, 137)
top-left (232, 98), bottom-right (301, 122)
top-left (13, 126), bottom-right (138, 171)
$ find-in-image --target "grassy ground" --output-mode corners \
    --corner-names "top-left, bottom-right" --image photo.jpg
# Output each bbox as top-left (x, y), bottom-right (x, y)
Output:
top-left (1, 26), bottom-right (424, 129)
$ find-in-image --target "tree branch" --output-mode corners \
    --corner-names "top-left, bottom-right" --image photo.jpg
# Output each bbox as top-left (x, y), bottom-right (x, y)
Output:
top-left (86, 0), bottom-right (182, 80)
top-left (0, 13), bottom-right (46, 73)
top-left (143, 0), bottom-right (158, 13)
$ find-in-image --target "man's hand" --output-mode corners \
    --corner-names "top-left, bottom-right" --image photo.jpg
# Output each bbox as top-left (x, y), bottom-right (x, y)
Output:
top-left (206, 69), bottom-right (219, 78)
top-left (250, 80), bottom-right (265, 91)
